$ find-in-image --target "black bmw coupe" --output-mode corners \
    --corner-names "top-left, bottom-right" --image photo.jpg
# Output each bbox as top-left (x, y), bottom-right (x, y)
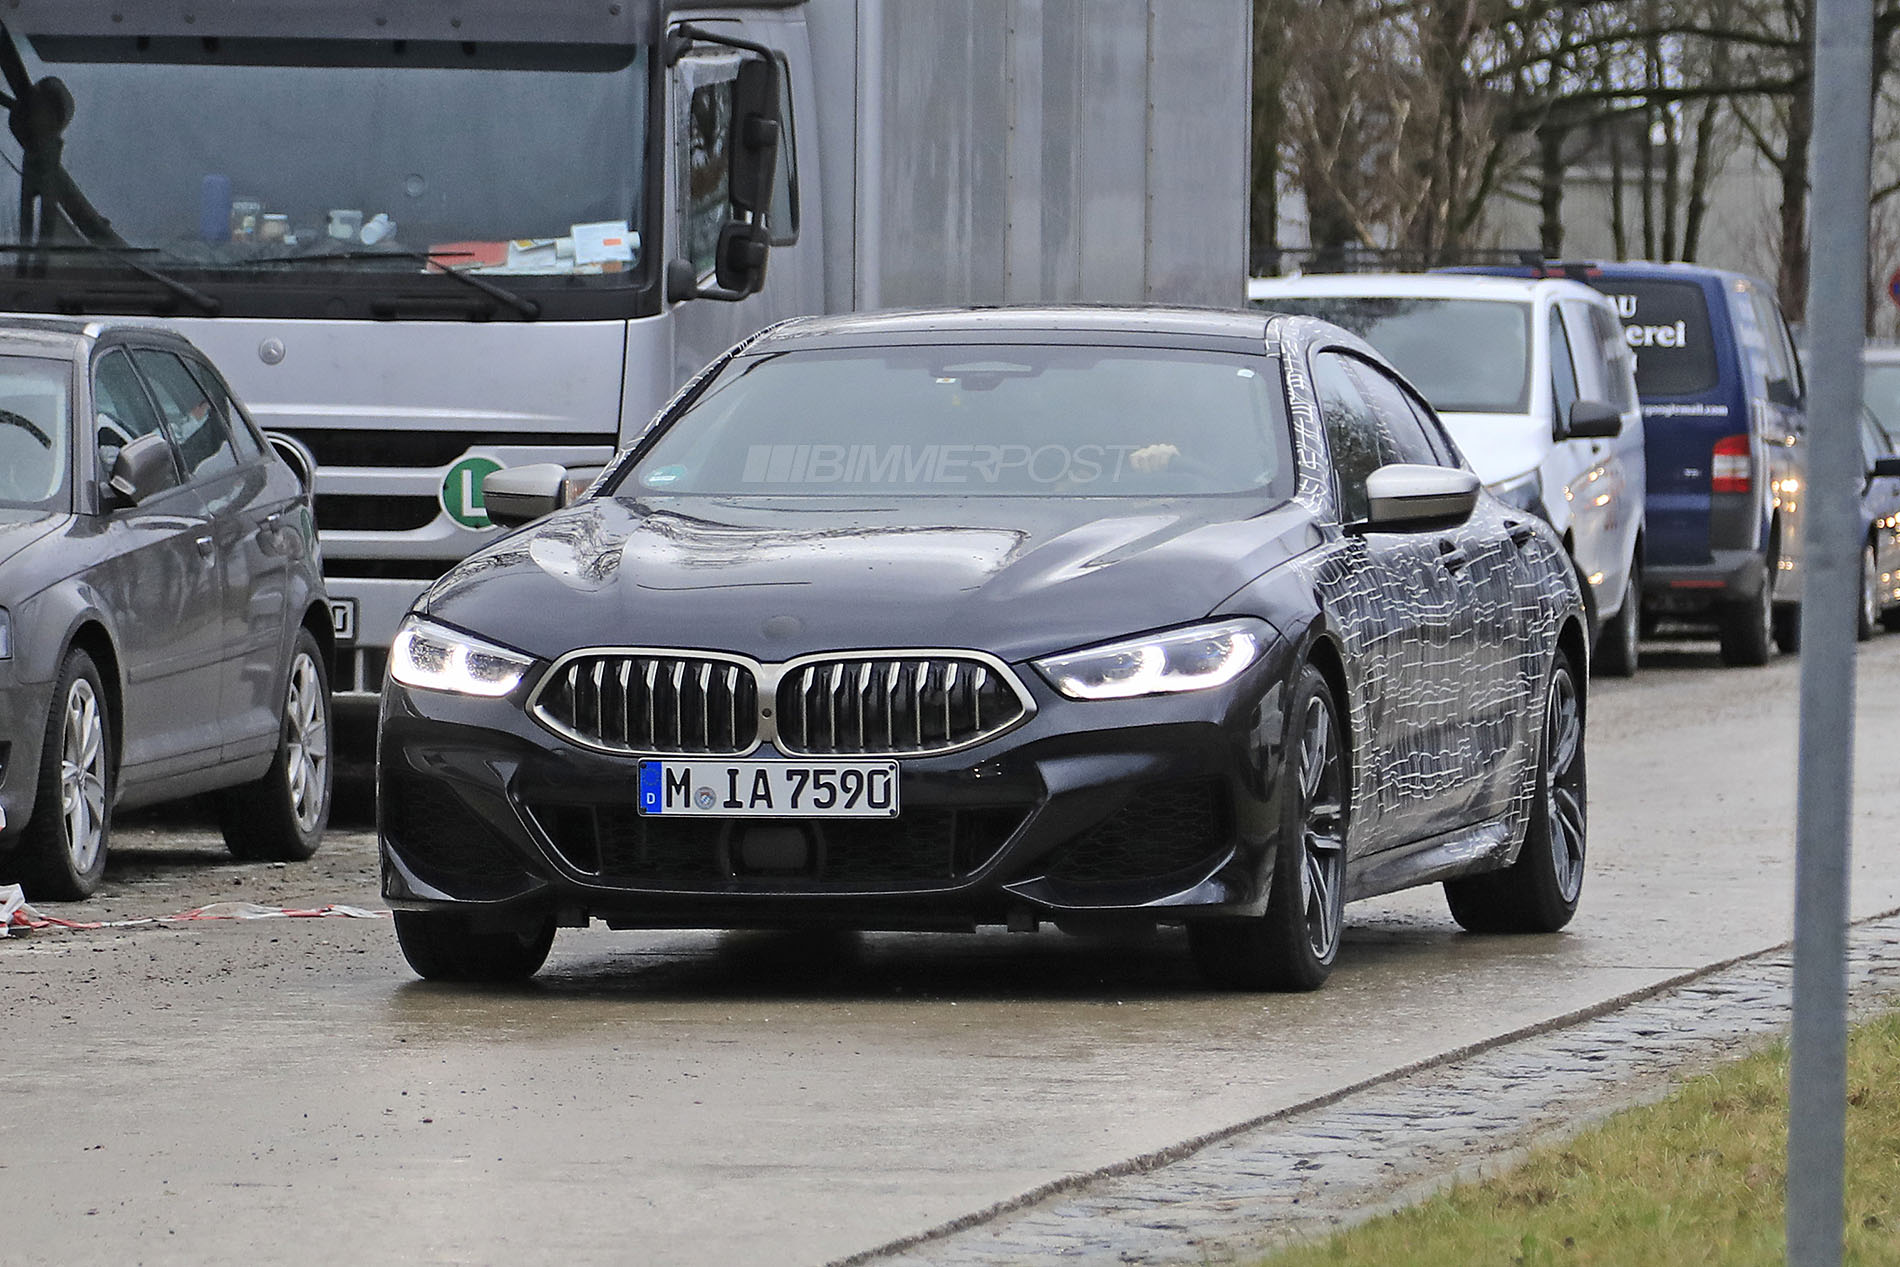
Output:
top-left (378, 308), bottom-right (1589, 990)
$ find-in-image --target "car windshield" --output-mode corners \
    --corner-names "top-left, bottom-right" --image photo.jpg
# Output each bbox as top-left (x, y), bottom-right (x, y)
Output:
top-left (1864, 360), bottom-right (1900, 435)
top-left (0, 354), bottom-right (72, 511)
top-left (617, 344), bottom-right (1296, 499)
top-left (1263, 297), bottom-right (1531, 414)
top-left (0, 34), bottom-right (647, 284)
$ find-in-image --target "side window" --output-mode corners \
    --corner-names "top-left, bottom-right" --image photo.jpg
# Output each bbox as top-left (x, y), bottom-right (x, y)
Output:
top-left (1315, 351), bottom-right (1447, 520)
top-left (1588, 304), bottom-right (1638, 413)
top-left (679, 58), bottom-right (738, 278)
top-left (180, 357), bottom-right (263, 462)
top-left (1751, 290), bottom-right (1803, 399)
top-left (1549, 307), bottom-right (1580, 426)
top-left (1313, 352), bottom-right (1383, 523)
top-left (131, 349), bottom-right (238, 482)
top-left (92, 349), bottom-right (170, 470)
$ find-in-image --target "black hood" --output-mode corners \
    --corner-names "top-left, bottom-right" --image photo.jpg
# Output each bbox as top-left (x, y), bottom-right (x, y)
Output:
top-left (0, 506), bottom-right (67, 572)
top-left (425, 495), bottom-right (1321, 664)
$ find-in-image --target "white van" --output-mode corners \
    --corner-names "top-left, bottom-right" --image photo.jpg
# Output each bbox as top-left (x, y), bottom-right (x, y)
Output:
top-left (1249, 273), bottom-right (1647, 675)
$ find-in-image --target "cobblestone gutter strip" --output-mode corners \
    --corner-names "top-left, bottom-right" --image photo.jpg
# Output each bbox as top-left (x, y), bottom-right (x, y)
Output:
top-left (845, 912), bottom-right (1900, 1267)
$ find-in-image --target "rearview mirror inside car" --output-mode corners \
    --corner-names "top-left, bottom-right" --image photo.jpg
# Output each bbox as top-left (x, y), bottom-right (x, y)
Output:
top-left (1355, 464), bottom-right (1481, 533)
top-left (483, 463), bottom-right (570, 528)
top-left (106, 432), bottom-right (178, 506)
top-left (1565, 400), bottom-right (1624, 440)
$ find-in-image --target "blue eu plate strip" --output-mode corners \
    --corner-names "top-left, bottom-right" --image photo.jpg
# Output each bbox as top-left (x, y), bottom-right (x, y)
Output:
top-left (639, 761), bottom-right (663, 813)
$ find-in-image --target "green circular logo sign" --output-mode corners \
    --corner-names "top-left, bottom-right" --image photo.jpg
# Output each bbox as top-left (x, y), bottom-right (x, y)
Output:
top-left (441, 456), bottom-right (504, 530)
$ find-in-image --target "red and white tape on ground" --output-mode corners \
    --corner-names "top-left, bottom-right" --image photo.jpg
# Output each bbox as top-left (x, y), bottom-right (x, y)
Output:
top-left (1, 884), bottom-right (387, 937)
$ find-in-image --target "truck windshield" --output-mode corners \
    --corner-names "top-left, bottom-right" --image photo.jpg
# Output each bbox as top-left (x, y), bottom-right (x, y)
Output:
top-left (0, 35), bottom-right (647, 288)
top-left (1265, 297), bottom-right (1532, 415)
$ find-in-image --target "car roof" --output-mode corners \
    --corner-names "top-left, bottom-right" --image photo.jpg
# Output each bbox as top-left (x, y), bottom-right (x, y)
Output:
top-left (1246, 272), bottom-right (1604, 305)
top-left (0, 316), bottom-right (204, 359)
top-left (747, 305), bottom-right (1274, 350)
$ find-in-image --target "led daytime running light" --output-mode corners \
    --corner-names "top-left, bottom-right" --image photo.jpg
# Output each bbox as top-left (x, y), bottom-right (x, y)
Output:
top-left (389, 617), bottom-right (532, 698)
top-left (1034, 620), bottom-right (1267, 701)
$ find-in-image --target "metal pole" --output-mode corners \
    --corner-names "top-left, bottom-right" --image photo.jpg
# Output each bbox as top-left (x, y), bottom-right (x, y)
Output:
top-left (1789, 0), bottom-right (1874, 1261)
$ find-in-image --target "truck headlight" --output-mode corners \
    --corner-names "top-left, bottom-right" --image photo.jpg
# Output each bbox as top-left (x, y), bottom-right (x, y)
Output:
top-left (389, 615), bottom-right (533, 697)
top-left (1033, 619), bottom-right (1268, 700)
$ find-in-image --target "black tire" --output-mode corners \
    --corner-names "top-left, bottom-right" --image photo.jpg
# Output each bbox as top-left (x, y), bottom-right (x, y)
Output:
top-left (1718, 574), bottom-right (1773, 667)
top-left (1594, 568), bottom-right (1641, 678)
top-left (1445, 646), bottom-right (1585, 934)
top-left (1189, 665), bottom-right (1348, 992)
top-left (7, 649), bottom-right (113, 900)
top-left (219, 628), bottom-right (332, 862)
top-left (1859, 541), bottom-right (1879, 642)
top-left (394, 909), bottom-right (557, 982)
top-left (1772, 602), bottom-right (1801, 654)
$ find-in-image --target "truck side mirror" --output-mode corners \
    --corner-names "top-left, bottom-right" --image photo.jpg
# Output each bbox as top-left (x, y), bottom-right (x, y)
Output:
top-left (728, 57), bottom-right (781, 217)
top-left (105, 432), bottom-right (178, 506)
top-left (1873, 455), bottom-right (1900, 478)
top-left (715, 221), bottom-right (770, 294)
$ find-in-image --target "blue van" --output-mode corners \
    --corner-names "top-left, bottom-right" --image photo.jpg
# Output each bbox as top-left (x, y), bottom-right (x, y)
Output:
top-left (1453, 261), bottom-right (1807, 665)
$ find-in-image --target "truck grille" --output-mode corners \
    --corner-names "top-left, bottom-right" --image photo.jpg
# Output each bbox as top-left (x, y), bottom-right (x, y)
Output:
top-left (281, 429), bottom-right (608, 468)
top-left (534, 653), bottom-right (759, 755)
top-left (774, 655), bottom-right (1030, 756)
top-left (315, 494), bottom-right (441, 532)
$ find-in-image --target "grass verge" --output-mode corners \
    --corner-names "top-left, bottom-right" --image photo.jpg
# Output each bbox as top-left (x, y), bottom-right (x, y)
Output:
top-left (1261, 1009), bottom-right (1900, 1266)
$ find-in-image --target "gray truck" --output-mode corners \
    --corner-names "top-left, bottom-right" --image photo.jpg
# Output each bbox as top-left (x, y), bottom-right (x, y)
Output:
top-left (0, 0), bottom-right (1252, 716)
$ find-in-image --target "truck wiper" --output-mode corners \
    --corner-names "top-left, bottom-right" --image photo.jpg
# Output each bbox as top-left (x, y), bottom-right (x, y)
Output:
top-left (253, 248), bottom-right (541, 321)
top-left (0, 242), bottom-right (221, 315)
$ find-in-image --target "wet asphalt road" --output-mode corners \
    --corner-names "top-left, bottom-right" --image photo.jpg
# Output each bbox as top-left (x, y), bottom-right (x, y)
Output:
top-left (4, 635), bottom-right (1899, 1266)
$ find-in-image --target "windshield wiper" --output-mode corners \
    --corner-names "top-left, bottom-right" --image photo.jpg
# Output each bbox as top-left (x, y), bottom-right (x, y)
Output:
top-left (253, 248), bottom-right (541, 321)
top-left (0, 242), bottom-right (221, 315)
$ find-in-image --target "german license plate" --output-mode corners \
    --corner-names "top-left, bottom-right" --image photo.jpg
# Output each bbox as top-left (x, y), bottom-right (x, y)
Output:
top-left (328, 599), bottom-right (357, 644)
top-left (638, 760), bottom-right (899, 818)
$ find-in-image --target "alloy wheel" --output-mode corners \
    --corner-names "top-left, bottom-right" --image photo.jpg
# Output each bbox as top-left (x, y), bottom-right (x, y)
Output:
top-left (1543, 664), bottom-right (1586, 904)
top-left (283, 651), bottom-right (330, 833)
top-left (59, 677), bottom-right (107, 875)
top-left (1296, 693), bottom-right (1347, 960)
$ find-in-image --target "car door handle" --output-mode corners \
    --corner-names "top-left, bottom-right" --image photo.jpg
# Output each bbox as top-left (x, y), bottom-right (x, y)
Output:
top-left (1505, 519), bottom-right (1538, 548)
top-left (194, 533), bottom-right (216, 559)
top-left (1437, 540), bottom-right (1469, 573)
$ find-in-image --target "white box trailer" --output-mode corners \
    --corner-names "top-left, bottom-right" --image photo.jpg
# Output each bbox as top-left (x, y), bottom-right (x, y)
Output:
top-left (0, 0), bottom-right (1252, 710)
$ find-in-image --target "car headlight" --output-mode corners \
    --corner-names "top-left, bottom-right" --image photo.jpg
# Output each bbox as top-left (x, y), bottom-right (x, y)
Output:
top-left (1033, 618), bottom-right (1269, 701)
top-left (1486, 469), bottom-right (1544, 517)
top-left (0, 606), bottom-right (10, 659)
top-left (389, 615), bottom-right (533, 697)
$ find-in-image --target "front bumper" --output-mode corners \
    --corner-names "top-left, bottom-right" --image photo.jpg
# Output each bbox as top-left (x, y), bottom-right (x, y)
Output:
top-left (377, 646), bottom-right (1298, 932)
top-left (0, 671), bottom-right (50, 849)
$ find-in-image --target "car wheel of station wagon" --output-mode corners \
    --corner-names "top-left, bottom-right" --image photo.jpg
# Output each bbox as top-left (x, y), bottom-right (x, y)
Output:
top-left (219, 629), bottom-right (332, 862)
top-left (394, 909), bottom-right (557, 982)
top-left (1444, 647), bottom-right (1585, 934)
top-left (1595, 571), bottom-right (1640, 678)
top-left (1859, 543), bottom-right (1880, 642)
top-left (1190, 666), bottom-right (1348, 992)
top-left (11, 649), bottom-right (113, 901)
top-left (1718, 575), bottom-right (1774, 667)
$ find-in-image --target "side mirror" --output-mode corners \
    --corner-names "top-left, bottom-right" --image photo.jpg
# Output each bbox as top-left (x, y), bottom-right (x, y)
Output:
top-left (105, 432), bottom-right (178, 506)
top-left (1355, 464), bottom-right (1480, 533)
top-left (1766, 378), bottom-right (1801, 408)
top-left (727, 57), bottom-right (782, 217)
top-left (1565, 399), bottom-right (1624, 440)
top-left (483, 463), bottom-right (569, 528)
top-left (1873, 455), bottom-right (1900, 478)
top-left (714, 220), bottom-right (770, 294)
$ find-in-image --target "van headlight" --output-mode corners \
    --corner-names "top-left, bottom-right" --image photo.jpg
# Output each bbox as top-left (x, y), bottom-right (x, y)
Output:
top-left (389, 616), bottom-right (533, 697)
top-left (1034, 619), bottom-right (1269, 700)
top-left (1486, 469), bottom-right (1544, 517)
